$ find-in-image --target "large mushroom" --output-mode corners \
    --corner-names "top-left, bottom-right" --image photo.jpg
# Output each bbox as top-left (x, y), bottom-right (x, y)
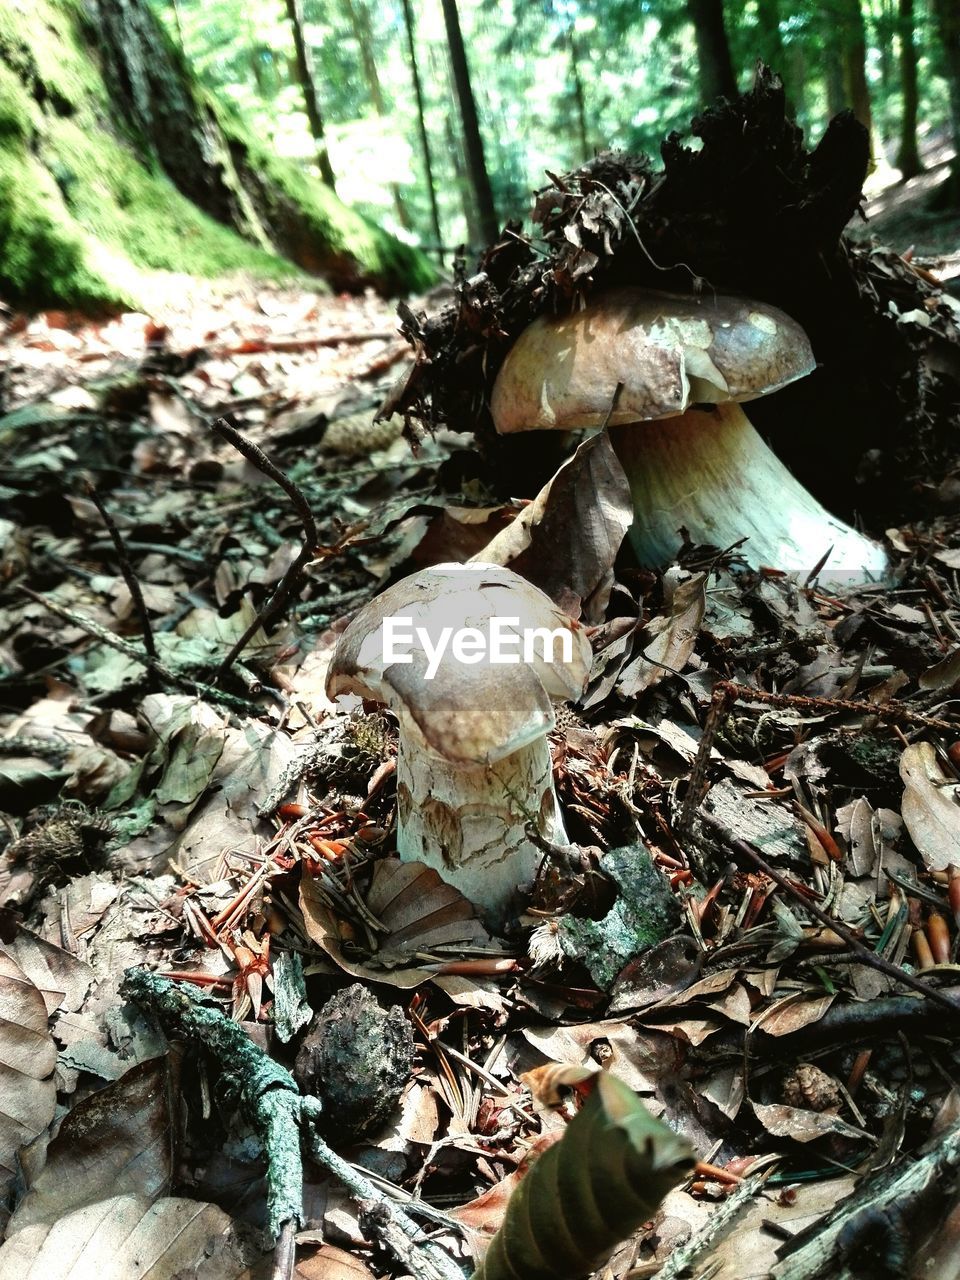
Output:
top-left (325, 563), bottom-right (591, 924)
top-left (491, 288), bottom-right (889, 586)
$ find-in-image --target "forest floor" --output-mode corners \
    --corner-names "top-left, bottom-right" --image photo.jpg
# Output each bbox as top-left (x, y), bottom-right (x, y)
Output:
top-left (1, 188), bottom-right (960, 1279)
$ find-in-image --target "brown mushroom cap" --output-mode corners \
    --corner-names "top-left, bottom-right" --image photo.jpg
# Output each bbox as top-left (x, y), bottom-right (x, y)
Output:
top-left (490, 288), bottom-right (816, 433)
top-left (325, 563), bottom-right (591, 766)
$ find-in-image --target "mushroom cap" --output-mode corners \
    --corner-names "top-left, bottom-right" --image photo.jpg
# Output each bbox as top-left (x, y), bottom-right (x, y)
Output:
top-left (325, 563), bottom-right (592, 766)
top-left (491, 288), bottom-right (816, 433)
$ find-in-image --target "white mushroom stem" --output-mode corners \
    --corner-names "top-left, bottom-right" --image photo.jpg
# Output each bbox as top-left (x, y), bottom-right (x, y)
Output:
top-left (394, 721), bottom-right (565, 925)
top-left (609, 402), bottom-right (890, 587)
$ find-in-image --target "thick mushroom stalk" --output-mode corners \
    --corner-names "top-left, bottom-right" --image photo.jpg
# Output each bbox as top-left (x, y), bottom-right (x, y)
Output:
top-left (491, 288), bottom-right (890, 587)
top-left (325, 564), bottom-right (591, 924)
top-left (610, 402), bottom-right (890, 582)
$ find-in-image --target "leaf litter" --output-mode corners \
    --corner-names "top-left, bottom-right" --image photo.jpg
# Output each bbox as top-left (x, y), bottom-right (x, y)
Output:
top-left (1, 85), bottom-right (960, 1280)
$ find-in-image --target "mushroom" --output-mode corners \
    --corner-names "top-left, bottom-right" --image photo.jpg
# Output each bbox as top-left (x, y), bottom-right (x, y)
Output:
top-left (491, 288), bottom-right (889, 586)
top-left (325, 563), bottom-right (591, 923)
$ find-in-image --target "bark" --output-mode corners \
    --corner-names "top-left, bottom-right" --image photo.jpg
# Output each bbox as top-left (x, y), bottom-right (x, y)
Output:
top-left (687, 0), bottom-right (738, 105)
top-left (895, 0), bottom-right (923, 179)
top-left (343, 0), bottom-right (411, 230)
top-left (931, 0), bottom-right (960, 205)
top-left (440, 0), bottom-right (499, 245)
top-left (823, 40), bottom-right (846, 119)
top-left (400, 0), bottom-right (443, 259)
top-left (283, 0), bottom-right (336, 188)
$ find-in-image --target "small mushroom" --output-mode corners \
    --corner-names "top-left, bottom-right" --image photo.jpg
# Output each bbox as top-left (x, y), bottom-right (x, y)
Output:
top-left (491, 288), bottom-right (889, 586)
top-left (325, 563), bottom-right (591, 923)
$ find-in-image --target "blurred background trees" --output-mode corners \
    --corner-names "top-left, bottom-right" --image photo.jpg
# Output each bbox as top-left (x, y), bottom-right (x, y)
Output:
top-left (150, 0), bottom-right (960, 255)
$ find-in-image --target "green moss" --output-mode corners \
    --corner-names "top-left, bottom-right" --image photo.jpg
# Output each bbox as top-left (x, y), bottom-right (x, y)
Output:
top-left (0, 0), bottom-right (433, 310)
top-left (0, 62), bottom-right (36, 139)
top-left (47, 117), bottom-right (296, 282)
top-left (0, 145), bottom-right (111, 307)
top-left (258, 147), bottom-right (437, 294)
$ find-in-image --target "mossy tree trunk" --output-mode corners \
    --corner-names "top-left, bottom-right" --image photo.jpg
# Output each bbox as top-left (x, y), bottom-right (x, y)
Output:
top-left (0, 0), bottom-right (433, 309)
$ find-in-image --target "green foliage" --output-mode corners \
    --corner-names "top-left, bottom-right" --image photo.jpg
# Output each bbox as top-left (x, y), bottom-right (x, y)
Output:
top-left (151, 0), bottom-right (960, 255)
top-left (471, 1073), bottom-right (693, 1280)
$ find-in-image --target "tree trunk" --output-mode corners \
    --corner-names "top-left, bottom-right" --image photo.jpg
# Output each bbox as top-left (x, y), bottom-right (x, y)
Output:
top-left (440, 0), bottom-right (499, 245)
top-left (687, 0), bottom-right (738, 105)
top-left (931, 0), bottom-right (960, 205)
top-left (283, 0), bottom-right (337, 188)
top-left (895, 0), bottom-right (923, 179)
top-left (343, 0), bottom-right (411, 230)
top-left (755, 0), bottom-right (785, 73)
top-left (0, 0), bottom-right (433, 306)
top-left (568, 28), bottom-right (591, 163)
top-left (836, 0), bottom-right (874, 154)
top-left (824, 40), bottom-right (846, 119)
top-left (400, 0), bottom-right (443, 259)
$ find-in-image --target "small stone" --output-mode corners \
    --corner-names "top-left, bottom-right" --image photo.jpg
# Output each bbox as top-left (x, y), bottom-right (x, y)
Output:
top-left (295, 984), bottom-right (414, 1140)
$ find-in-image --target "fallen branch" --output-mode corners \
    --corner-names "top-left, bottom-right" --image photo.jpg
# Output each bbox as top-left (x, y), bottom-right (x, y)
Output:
top-left (210, 417), bottom-right (318, 681)
top-left (122, 970), bottom-right (467, 1280)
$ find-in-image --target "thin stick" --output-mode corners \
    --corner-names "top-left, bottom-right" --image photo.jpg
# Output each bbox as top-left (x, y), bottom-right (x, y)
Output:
top-left (210, 418), bottom-right (317, 679)
top-left (83, 481), bottom-right (156, 657)
top-left (718, 680), bottom-right (958, 734)
top-left (697, 810), bottom-right (960, 1021)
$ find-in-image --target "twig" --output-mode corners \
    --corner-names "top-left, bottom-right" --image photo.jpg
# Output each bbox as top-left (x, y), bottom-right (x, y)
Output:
top-left (301, 1100), bottom-right (467, 1280)
top-left (122, 970), bottom-right (304, 1248)
top-left (717, 680), bottom-right (959, 734)
top-left (652, 1163), bottom-right (777, 1279)
top-left (20, 588), bottom-right (254, 713)
top-left (83, 481), bottom-right (156, 657)
top-left (210, 417), bottom-right (317, 680)
top-left (697, 810), bottom-right (960, 1021)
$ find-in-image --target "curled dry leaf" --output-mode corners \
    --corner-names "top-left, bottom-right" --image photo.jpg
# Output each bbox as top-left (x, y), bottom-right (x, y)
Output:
top-left (617, 572), bottom-right (706, 696)
top-left (751, 1100), bottom-right (870, 1143)
top-left (300, 858), bottom-right (495, 989)
top-left (473, 432), bottom-right (632, 621)
top-left (900, 742), bottom-right (960, 871)
top-left (0, 948), bottom-right (57, 1196)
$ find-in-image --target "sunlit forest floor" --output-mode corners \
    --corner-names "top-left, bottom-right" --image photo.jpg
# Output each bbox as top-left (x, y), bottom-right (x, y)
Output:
top-left (2, 133), bottom-right (960, 1276)
top-left (855, 135), bottom-right (960, 262)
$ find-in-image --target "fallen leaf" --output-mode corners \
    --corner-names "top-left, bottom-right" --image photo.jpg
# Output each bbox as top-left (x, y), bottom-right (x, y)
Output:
top-left (0, 1194), bottom-right (234, 1279)
top-left (0, 949), bottom-right (57, 1196)
top-left (473, 432), bottom-right (632, 621)
top-left (300, 859), bottom-right (494, 988)
top-left (617, 571), bottom-right (706, 696)
top-left (900, 742), bottom-right (960, 871)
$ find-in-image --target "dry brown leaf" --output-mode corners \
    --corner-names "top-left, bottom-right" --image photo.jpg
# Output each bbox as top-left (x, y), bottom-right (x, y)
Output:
top-left (900, 741), bottom-right (960, 871)
top-left (3, 929), bottom-right (93, 1015)
top-left (473, 432), bottom-right (632, 621)
top-left (0, 1194), bottom-right (233, 1279)
top-left (0, 949), bottom-right (57, 1193)
top-left (617, 572), bottom-right (706, 696)
top-left (758, 994), bottom-right (835, 1037)
top-left (919, 647), bottom-right (960, 693)
top-left (8, 1058), bottom-right (174, 1234)
top-left (295, 1245), bottom-right (377, 1279)
top-left (300, 859), bottom-right (494, 988)
top-left (751, 1100), bottom-right (869, 1143)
